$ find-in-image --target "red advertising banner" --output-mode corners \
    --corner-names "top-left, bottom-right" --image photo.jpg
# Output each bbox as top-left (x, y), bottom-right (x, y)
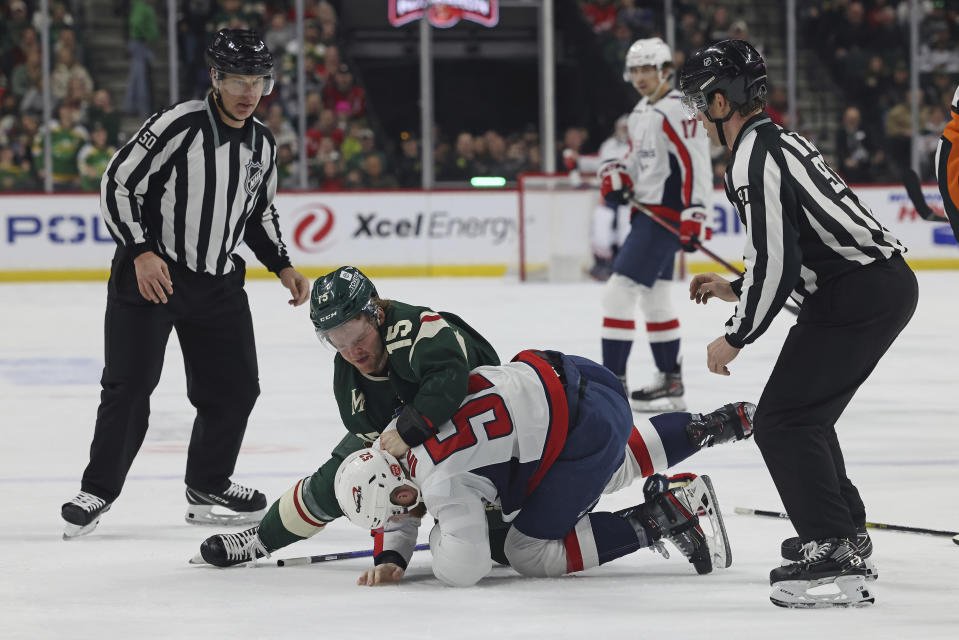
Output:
top-left (388, 0), bottom-right (499, 28)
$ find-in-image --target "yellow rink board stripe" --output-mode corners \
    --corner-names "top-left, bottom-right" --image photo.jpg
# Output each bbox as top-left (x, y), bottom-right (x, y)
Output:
top-left (1, 258), bottom-right (958, 282)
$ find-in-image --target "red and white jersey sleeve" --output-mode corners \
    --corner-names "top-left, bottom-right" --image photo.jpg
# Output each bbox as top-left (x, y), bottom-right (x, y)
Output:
top-left (383, 362), bottom-right (559, 586)
top-left (622, 89), bottom-right (712, 213)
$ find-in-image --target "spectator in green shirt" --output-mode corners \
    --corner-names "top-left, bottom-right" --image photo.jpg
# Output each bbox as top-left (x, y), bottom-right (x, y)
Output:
top-left (33, 103), bottom-right (88, 191)
top-left (77, 122), bottom-right (116, 192)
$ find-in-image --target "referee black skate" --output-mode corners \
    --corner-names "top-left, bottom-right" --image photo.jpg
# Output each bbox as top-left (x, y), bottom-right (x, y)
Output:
top-left (61, 29), bottom-right (310, 539)
top-left (678, 40), bottom-right (917, 608)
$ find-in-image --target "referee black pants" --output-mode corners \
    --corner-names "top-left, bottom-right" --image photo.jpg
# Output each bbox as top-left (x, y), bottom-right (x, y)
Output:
top-left (81, 248), bottom-right (260, 503)
top-left (753, 254), bottom-right (918, 543)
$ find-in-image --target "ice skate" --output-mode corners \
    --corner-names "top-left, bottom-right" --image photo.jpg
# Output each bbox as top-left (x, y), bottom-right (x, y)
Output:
top-left (769, 537), bottom-right (875, 608)
top-left (61, 491), bottom-right (111, 539)
top-left (630, 367), bottom-right (685, 412)
top-left (781, 527), bottom-right (877, 581)
top-left (686, 401), bottom-right (756, 449)
top-left (190, 526), bottom-right (271, 567)
top-left (185, 482), bottom-right (267, 526)
top-left (620, 473), bottom-right (731, 574)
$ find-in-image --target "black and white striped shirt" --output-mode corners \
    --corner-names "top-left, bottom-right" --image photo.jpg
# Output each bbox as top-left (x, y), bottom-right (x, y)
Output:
top-left (101, 94), bottom-right (291, 276)
top-left (723, 114), bottom-right (905, 347)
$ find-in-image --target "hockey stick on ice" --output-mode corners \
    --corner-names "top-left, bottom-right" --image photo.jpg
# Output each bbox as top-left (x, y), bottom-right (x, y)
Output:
top-left (902, 169), bottom-right (949, 223)
top-left (735, 507), bottom-right (959, 541)
top-left (276, 542), bottom-right (430, 566)
top-left (628, 196), bottom-right (800, 317)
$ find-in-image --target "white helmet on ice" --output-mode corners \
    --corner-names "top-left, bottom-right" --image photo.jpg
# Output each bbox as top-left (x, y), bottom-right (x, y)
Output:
top-left (334, 447), bottom-right (421, 530)
top-left (623, 37), bottom-right (673, 81)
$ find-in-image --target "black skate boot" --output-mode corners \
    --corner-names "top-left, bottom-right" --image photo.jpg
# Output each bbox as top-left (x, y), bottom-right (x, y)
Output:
top-left (630, 365), bottom-right (685, 412)
top-left (618, 473), bottom-right (731, 574)
top-left (769, 537), bottom-right (875, 608)
top-left (190, 526), bottom-right (272, 567)
top-left (61, 491), bottom-right (112, 539)
top-left (686, 402), bottom-right (756, 449)
top-left (185, 482), bottom-right (267, 526)
top-left (781, 526), bottom-right (877, 580)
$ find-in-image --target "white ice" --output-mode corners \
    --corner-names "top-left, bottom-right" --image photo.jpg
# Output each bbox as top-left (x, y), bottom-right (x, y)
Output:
top-left (1, 272), bottom-right (957, 639)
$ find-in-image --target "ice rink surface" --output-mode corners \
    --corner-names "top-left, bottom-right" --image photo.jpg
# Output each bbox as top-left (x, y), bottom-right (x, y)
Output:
top-left (1, 271), bottom-right (957, 639)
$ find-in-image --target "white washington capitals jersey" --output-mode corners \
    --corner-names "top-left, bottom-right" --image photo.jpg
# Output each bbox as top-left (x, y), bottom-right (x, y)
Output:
top-left (623, 89), bottom-right (712, 218)
top-left (377, 355), bottom-right (569, 586)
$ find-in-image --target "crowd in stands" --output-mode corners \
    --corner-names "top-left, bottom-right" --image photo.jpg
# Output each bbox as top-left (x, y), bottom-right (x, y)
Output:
top-left (804, 0), bottom-right (958, 182)
top-left (0, 0), bottom-right (113, 191)
top-left (1, 0), bottom-right (957, 193)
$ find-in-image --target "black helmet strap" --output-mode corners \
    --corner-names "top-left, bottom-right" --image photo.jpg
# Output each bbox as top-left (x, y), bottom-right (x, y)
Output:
top-left (704, 96), bottom-right (739, 147)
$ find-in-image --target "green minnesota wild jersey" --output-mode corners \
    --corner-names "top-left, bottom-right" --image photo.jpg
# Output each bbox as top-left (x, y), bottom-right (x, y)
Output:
top-left (78, 144), bottom-right (116, 192)
top-left (257, 301), bottom-right (499, 550)
top-left (33, 124), bottom-right (88, 184)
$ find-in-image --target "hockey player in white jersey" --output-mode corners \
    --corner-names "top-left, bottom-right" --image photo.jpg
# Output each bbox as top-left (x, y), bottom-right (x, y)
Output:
top-left (335, 349), bottom-right (756, 587)
top-left (569, 116), bottom-right (632, 281)
top-left (597, 37), bottom-right (713, 412)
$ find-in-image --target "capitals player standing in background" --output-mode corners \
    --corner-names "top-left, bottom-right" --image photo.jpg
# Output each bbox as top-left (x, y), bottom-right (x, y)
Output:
top-left (597, 37), bottom-right (712, 412)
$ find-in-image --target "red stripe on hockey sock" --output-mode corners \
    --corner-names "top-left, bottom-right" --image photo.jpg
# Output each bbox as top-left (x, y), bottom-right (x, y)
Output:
top-left (564, 529), bottom-right (585, 573)
top-left (646, 319), bottom-right (680, 332)
top-left (628, 426), bottom-right (655, 477)
top-left (292, 479), bottom-right (327, 528)
top-left (603, 318), bottom-right (636, 330)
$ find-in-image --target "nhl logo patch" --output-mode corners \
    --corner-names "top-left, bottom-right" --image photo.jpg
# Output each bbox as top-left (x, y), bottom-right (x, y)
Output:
top-left (244, 157), bottom-right (264, 197)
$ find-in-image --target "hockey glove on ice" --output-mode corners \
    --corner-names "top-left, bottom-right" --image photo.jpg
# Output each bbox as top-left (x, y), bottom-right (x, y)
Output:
top-left (680, 207), bottom-right (711, 252)
top-left (599, 161), bottom-right (634, 206)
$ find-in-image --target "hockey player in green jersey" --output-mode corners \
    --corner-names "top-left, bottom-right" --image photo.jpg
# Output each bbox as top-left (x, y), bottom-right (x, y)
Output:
top-left (192, 266), bottom-right (502, 567)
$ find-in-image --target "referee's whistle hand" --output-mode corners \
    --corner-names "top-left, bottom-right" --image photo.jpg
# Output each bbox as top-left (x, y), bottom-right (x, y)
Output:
top-left (706, 335), bottom-right (739, 376)
top-left (279, 267), bottom-right (310, 307)
top-left (134, 251), bottom-right (173, 304)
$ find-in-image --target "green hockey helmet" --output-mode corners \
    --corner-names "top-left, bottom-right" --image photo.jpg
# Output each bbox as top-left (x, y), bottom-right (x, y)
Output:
top-left (310, 266), bottom-right (379, 341)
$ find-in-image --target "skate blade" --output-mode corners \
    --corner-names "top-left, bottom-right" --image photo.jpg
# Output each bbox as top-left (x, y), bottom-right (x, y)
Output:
top-left (770, 575), bottom-right (875, 609)
top-left (62, 517), bottom-right (102, 540)
top-left (630, 396), bottom-right (686, 413)
top-left (685, 475), bottom-right (732, 572)
top-left (188, 552), bottom-right (209, 565)
top-left (185, 505), bottom-right (267, 526)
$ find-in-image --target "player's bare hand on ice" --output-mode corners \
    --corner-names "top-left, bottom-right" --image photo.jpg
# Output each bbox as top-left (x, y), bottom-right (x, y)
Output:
top-left (134, 251), bottom-right (173, 304)
top-left (380, 430), bottom-right (410, 458)
top-left (358, 562), bottom-right (405, 586)
top-left (690, 272), bottom-right (737, 304)
top-left (706, 336), bottom-right (740, 377)
top-left (279, 267), bottom-right (310, 307)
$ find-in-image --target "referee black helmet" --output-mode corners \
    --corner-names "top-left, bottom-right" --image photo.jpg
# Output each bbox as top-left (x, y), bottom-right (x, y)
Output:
top-left (206, 29), bottom-right (274, 77)
top-left (678, 39), bottom-right (767, 119)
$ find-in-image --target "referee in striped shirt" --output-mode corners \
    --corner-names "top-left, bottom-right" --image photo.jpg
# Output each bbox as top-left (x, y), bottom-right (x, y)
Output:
top-left (678, 40), bottom-right (918, 604)
top-left (61, 29), bottom-right (310, 539)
